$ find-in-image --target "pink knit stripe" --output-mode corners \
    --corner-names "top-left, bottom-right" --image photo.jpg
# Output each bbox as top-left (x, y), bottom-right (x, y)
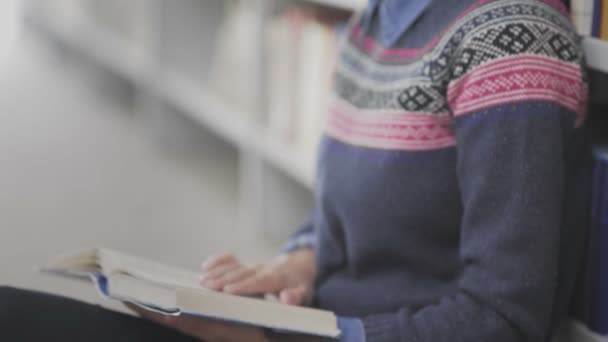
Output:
top-left (326, 99), bottom-right (455, 151)
top-left (448, 55), bottom-right (582, 98)
top-left (454, 76), bottom-right (583, 106)
top-left (352, 24), bottom-right (437, 57)
top-left (350, 0), bottom-right (488, 59)
top-left (327, 126), bottom-right (456, 150)
top-left (452, 89), bottom-right (580, 115)
top-left (448, 57), bottom-right (585, 117)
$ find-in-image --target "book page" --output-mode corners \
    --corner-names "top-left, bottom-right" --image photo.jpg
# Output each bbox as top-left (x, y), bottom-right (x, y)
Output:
top-left (106, 272), bottom-right (178, 312)
top-left (99, 249), bottom-right (200, 289)
top-left (42, 248), bottom-right (101, 275)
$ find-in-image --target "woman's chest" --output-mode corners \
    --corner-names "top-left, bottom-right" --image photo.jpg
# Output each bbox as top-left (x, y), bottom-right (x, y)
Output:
top-left (316, 137), bottom-right (462, 230)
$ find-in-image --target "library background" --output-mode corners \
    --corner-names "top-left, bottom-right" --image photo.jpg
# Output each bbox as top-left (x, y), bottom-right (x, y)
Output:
top-left (0, 0), bottom-right (606, 341)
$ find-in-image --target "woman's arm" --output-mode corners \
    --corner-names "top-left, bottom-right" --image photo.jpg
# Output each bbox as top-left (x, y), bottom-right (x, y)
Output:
top-left (342, 10), bottom-right (589, 342)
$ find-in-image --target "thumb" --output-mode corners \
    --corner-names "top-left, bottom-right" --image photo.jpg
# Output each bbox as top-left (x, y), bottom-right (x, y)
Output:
top-left (279, 285), bottom-right (310, 306)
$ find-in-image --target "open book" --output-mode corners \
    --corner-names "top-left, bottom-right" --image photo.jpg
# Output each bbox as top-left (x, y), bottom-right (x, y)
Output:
top-left (42, 248), bottom-right (340, 338)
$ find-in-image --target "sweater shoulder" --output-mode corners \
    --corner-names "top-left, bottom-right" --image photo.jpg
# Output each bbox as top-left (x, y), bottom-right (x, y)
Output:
top-left (435, 1), bottom-right (588, 121)
top-left (427, 0), bottom-right (582, 80)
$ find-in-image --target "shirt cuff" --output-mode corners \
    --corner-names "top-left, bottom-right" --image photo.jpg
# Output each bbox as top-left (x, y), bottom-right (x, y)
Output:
top-left (280, 233), bottom-right (316, 254)
top-left (337, 317), bottom-right (366, 342)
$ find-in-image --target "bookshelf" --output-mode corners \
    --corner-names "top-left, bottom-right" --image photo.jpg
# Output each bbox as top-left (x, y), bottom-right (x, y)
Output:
top-left (27, 0), bottom-right (608, 191)
top-left (32, 11), bottom-right (152, 85)
top-left (156, 70), bottom-right (250, 148)
top-left (24, 1), bottom-right (608, 340)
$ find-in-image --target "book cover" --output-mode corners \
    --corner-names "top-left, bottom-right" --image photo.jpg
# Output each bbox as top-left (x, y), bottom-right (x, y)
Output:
top-left (42, 248), bottom-right (341, 338)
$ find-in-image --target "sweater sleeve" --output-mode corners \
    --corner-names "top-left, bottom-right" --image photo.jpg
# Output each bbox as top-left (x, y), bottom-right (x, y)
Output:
top-left (360, 12), bottom-right (588, 342)
top-left (281, 216), bottom-right (317, 253)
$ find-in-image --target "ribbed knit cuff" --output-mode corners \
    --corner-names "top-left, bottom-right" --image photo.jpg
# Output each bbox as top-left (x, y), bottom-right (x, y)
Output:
top-left (362, 313), bottom-right (401, 342)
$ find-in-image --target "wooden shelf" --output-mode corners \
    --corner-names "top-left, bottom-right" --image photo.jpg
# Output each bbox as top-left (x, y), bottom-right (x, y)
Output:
top-left (584, 37), bottom-right (608, 74)
top-left (258, 134), bottom-right (315, 189)
top-left (156, 70), bottom-right (250, 148)
top-left (33, 13), bottom-right (315, 189)
top-left (34, 15), bottom-right (152, 85)
top-left (34, 9), bottom-right (608, 193)
top-left (157, 70), bottom-right (316, 188)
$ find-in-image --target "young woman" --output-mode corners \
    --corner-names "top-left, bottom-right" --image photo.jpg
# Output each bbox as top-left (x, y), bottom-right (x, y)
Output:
top-left (0, 0), bottom-right (591, 341)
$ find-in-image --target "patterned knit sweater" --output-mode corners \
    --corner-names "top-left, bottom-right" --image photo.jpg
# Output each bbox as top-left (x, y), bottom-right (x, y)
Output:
top-left (285, 0), bottom-right (591, 341)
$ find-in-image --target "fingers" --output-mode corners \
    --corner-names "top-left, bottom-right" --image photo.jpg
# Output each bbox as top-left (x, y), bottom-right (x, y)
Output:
top-left (206, 265), bottom-right (261, 290)
top-left (200, 254), bottom-right (243, 290)
top-left (201, 254), bottom-right (239, 271)
top-left (200, 254), bottom-right (282, 296)
top-left (279, 285), bottom-right (311, 306)
top-left (200, 264), bottom-right (244, 289)
top-left (222, 269), bottom-right (282, 295)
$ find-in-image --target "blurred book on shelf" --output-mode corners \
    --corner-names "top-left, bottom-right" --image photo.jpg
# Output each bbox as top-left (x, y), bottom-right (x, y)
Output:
top-left (572, 0), bottom-right (595, 35)
top-left (32, 0), bottom-right (87, 27)
top-left (208, 0), bottom-right (258, 112)
top-left (570, 0), bottom-right (608, 39)
top-left (264, 6), bottom-right (347, 170)
top-left (86, 0), bottom-right (148, 46)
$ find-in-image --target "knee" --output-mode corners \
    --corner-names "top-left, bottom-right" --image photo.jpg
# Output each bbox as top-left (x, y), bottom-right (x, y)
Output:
top-left (0, 287), bottom-right (27, 315)
top-left (0, 286), bottom-right (17, 319)
top-left (0, 286), bottom-right (17, 303)
top-left (0, 286), bottom-right (21, 300)
top-left (0, 286), bottom-right (16, 294)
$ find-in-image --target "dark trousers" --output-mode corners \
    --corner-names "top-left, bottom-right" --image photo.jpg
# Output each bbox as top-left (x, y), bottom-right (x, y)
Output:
top-left (0, 286), bottom-right (199, 341)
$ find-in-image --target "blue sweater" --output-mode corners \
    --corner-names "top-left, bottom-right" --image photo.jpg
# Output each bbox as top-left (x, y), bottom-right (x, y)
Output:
top-left (285, 0), bottom-right (592, 341)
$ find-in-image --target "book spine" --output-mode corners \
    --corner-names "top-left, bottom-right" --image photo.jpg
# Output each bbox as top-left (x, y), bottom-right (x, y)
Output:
top-left (573, 0), bottom-right (595, 35)
top-left (591, 0), bottom-right (602, 37)
top-left (601, 0), bottom-right (608, 39)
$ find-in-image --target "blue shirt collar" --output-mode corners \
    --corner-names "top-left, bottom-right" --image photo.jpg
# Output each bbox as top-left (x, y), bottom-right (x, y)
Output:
top-left (362, 0), bottom-right (432, 47)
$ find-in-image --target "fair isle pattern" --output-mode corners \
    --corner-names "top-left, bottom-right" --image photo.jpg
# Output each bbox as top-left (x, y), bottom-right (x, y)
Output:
top-left (326, 97), bottom-right (455, 151)
top-left (334, 73), bottom-right (448, 112)
top-left (326, 0), bottom-right (587, 151)
top-left (424, 0), bottom-right (577, 80)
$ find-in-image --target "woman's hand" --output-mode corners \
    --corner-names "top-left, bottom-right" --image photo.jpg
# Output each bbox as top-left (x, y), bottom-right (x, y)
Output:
top-left (127, 249), bottom-right (318, 341)
top-left (199, 249), bottom-right (316, 306)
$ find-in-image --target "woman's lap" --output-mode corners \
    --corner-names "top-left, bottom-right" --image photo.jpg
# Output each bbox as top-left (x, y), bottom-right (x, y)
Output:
top-left (0, 286), bottom-right (198, 341)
